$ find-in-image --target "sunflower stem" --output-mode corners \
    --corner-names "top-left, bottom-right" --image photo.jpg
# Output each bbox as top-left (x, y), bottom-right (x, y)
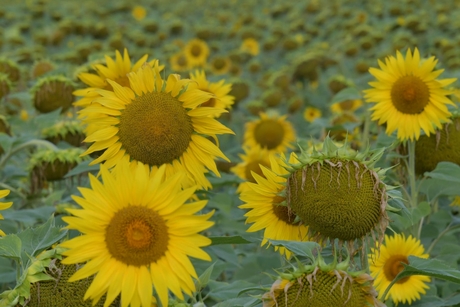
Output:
top-left (407, 140), bottom-right (418, 208)
top-left (0, 139), bottom-right (58, 171)
top-left (360, 107), bottom-right (371, 149)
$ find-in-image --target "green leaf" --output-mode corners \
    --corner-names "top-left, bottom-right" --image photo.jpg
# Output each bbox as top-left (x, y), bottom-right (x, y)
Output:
top-left (212, 297), bottom-right (258, 307)
top-left (424, 162), bottom-right (460, 183)
top-left (382, 256), bottom-right (460, 300)
top-left (268, 240), bottom-right (320, 260)
top-left (3, 207), bottom-right (55, 227)
top-left (16, 215), bottom-right (67, 260)
top-left (330, 87), bottom-right (361, 104)
top-left (0, 234), bottom-right (22, 261)
top-left (0, 133), bottom-right (14, 153)
top-left (196, 262), bottom-right (216, 290)
top-left (64, 160), bottom-right (99, 178)
top-left (210, 236), bottom-right (253, 245)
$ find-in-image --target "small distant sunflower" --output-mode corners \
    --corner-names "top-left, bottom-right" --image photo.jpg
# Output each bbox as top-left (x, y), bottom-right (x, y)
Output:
top-left (169, 52), bottom-right (188, 72)
top-left (231, 146), bottom-right (271, 193)
top-left (132, 5), bottom-right (147, 21)
top-left (369, 233), bottom-right (430, 305)
top-left (303, 106), bottom-right (322, 122)
top-left (184, 38), bottom-right (210, 68)
top-left (330, 99), bottom-right (363, 114)
top-left (189, 70), bottom-right (234, 117)
top-left (81, 64), bottom-right (233, 190)
top-left (74, 49), bottom-right (155, 107)
top-left (450, 195), bottom-right (460, 207)
top-left (210, 56), bottom-right (232, 75)
top-left (364, 48), bottom-right (457, 141)
top-left (239, 154), bottom-right (309, 258)
top-left (0, 189), bottom-right (12, 236)
top-left (240, 38), bottom-right (260, 56)
top-left (244, 112), bottom-right (296, 153)
top-left (61, 161), bottom-right (214, 307)
top-left (263, 255), bottom-right (383, 307)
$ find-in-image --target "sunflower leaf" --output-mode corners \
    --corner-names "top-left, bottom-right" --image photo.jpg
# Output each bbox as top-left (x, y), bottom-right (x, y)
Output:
top-left (267, 240), bottom-right (320, 260)
top-left (210, 236), bottom-right (253, 245)
top-left (196, 262), bottom-right (216, 290)
top-left (330, 87), bottom-right (361, 104)
top-left (382, 256), bottom-right (460, 302)
top-left (0, 234), bottom-right (22, 261)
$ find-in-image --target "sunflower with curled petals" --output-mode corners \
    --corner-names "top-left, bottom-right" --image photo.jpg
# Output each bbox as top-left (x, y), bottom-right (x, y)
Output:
top-left (364, 48), bottom-right (457, 141)
top-left (239, 154), bottom-right (309, 258)
top-left (80, 63), bottom-right (233, 190)
top-left (61, 160), bottom-right (214, 307)
top-left (231, 145), bottom-right (271, 193)
top-left (189, 70), bottom-right (234, 117)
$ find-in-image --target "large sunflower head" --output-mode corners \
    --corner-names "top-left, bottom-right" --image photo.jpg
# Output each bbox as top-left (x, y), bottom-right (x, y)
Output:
top-left (183, 38), bottom-right (210, 68)
top-left (243, 112), bottom-right (296, 153)
top-left (262, 255), bottom-right (383, 307)
top-left (189, 70), bottom-right (235, 117)
top-left (369, 233), bottom-right (430, 305)
top-left (80, 63), bottom-right (233, 190)
top-left (0, 189), bottom-right (13, 236)
top-left (239, 153), bottom-right (309, 258)
top-left (241, 137), bottom-right (389, 255)
top-left (73, 48), bottom-right (155, 107)
top-left (61, 160), bottom-right (214, 307)
top-left (364, 48), bottom-right (457, 141)
top-left (31, 75), bottom-right (75, 113)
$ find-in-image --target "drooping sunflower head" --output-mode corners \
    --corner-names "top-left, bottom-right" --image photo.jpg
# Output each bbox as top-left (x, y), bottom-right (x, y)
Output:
top-left (31, 75), bottom-right (75, 113)
top-left (80, 63), bottom-right (233, 190)
top-left (413, 113), bottom-right (460, 175)
top-left (369, 233), bottom-right (430, 305)
top-left (0, 189), bottom-right (13, 236)
top-left (364, 47), bottom-right (457, 141)
top-left (239, 153), bottom-right (309, 258)
top-left (189, 70), bottom-right (235, 117)
top-left (31, 58), bottom-right (55, 79)
top-left (284, 137), bottom-right (389, 249)
top-left (183, 38), bottom-right (210, 68)
top-left (243, 112), bottom-right (296, 153)
top-left (0, 73), bottom-right (12, 100)
top-left (0, 246), bottom-right (120, 307)
top-left (61, 159), bottom-right (214, 307)
top-left (262, 255), bottom-right (383, 307)
top-left (0, 58), bottom-right (20, 82)
top-left (73, 48), bottom-right (155, 107)
top-left (41, 119), bottom-right (85, 147)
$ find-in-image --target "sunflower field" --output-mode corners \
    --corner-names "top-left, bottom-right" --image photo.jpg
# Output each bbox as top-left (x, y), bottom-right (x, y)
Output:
top-left (1, 0), bottom-right (460, 306)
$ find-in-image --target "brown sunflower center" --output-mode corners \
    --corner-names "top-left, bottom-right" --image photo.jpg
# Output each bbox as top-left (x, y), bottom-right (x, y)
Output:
top-left (105, 205), bottom-right (169, 266)
top-left (287, 159), bottom-right (385, 241)
top-left (118, 91), bottom-right (193, 166)
top-left (213, 58), bottom-right (226, 70)
top-left (191, 44), bottom-right (202, 57)
top-left (272, 204), bottom-right (297, 225)
top-left (244, 160), bottom-right (267, 182)
top-left (383, 255), bottom-right (410, 283)
top-left (339, 100), bottom-right (355, 111)
top-left (391, 75), bottom-right (430, 114)
top-left (254, 119), bottom-right (285, 150)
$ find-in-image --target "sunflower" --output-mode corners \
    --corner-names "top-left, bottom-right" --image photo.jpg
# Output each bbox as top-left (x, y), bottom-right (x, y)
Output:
top-left (210, 56), bottom-right (232, 75)
top-left (73, 49), bottom-right (155, 107)
top-left (231, 145), bottom-right (271, 193)
top-left (189, 70), bottom-right (234, 117)
top-left (369, 233), bottom-right (430, 305)
top-left (364, 48), bottom-right (457, 141)
top-left (243, 112), bottom-right (296, 153)
top-left (132, 5), bottom-right (147, 21)
top-left (169, 52), bottom-right (189, 72)
top-left (303, 106), bottom-right (322, 122)
top-left (239, 154), bottom-right (309, 258)
top-left (184, 38), bottom-right (210, 68)
top-left (240, 38), bottom-right (260, 56)
top-left (263, 256), bottom-right (383, 307)
top-left (0, 189), bottom-right (12, 236)
top-left (80, 63), bottom-right (233, 190)
top-left (61, 160), bottom-right (214, 307)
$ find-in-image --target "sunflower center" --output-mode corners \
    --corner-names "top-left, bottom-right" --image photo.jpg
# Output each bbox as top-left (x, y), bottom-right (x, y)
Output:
top-left (391, 75), bottom-right (430, 114)
top-left (244, 160), bottom-right (267, 182)
top-left (105, 205), bottom-right (169, 266)
top-left (118, 91), bottom-right (193, 166)
top-left (213, 58), bottom-right (226, 70)
top-left (272, 204), bottom-right (297, 225)
top-left (287, 159), bottom-right (385, 241)
top-left (254, 119), bottom-right (285, 150)
top-left (191, 45), bottom-right (202, 57)
top-left (339, 100), bottom-right (355, 111)
top-left (383, 255), bottom-right (410, 283)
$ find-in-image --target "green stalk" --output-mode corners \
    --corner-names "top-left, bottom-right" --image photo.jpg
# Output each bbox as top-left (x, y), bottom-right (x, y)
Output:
top-left (0, 139), bottom-right (58, 171)
top-left (407, 140), bottom-right (418, 208)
